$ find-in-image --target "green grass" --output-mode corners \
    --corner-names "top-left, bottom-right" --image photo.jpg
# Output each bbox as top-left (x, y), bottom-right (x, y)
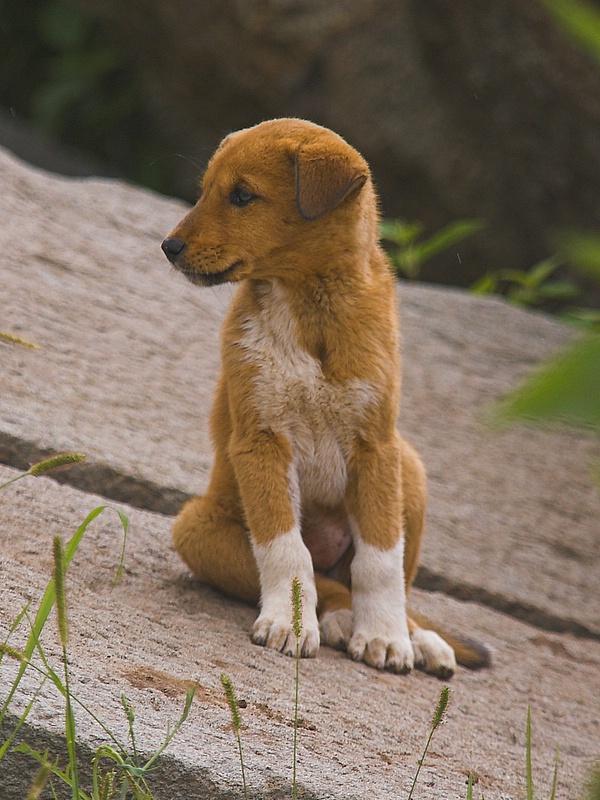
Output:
top-left (1, 463), bottom-right (596, 799)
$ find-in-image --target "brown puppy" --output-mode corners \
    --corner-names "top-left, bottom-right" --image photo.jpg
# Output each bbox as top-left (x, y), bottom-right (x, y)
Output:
top-left (162, 118), bottom-right (489, 677)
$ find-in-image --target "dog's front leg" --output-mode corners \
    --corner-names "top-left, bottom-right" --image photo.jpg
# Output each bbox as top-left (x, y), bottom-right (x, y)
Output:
top-left (231, 430), bottom-right (319, 658)
top-left (346, 436), bottom-right (414, 673)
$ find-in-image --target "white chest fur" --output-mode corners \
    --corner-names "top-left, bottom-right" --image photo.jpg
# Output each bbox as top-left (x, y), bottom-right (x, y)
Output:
top-left (237, 283), bottom-right (375, 508)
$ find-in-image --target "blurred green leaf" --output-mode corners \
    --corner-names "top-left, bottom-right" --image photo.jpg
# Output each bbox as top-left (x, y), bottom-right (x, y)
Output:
top-left (470, 273), bottom-right (498, 295)
top-left (38, 2), bottom-right (87, 50)
top-left (543, 0), bottom-right (600, 64)
top-left (415, 219), bottom-right (485, 264)
top-left (508, 287), bottom-right (538, 306)
top-left (470, 258), bottom-right (578, 308)
top-left (560, 307), bottom-right (600, 330)
top-left (380, 220), bottom-right (424, 247)
top-left (493, 333), bottom-right (600, 431)
top-left (381, 218), bottom-right (483, 279)
top-left (557, 232), bottom-right (600, 281)
top-left (523, 257), bottom-right (561, 288)
top-left (583, 765), bottom-right (600, 800)
top-left (535, 280), bottom-right (580, 300)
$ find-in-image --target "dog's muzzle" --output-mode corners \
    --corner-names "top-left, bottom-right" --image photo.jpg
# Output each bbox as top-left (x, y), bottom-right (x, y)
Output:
top-left (161, 237), bottom-right (186, 263)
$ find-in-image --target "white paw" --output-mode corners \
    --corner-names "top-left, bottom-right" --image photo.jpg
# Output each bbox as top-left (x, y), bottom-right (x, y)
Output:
top-left (348, 628), bottom-right (414, 673)
top-left (320, 608), bottom-right (353, 650)
top-left (252, 611), bottom-right (320, 658)
top-left (411, 629), bottom-right (456, 679)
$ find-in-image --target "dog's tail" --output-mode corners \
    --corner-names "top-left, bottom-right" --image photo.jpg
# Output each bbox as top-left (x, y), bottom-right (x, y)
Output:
top-left (409, 610), bottom-right (492, 670)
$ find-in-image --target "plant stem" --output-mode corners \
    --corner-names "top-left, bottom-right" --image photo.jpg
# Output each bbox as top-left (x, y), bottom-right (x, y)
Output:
top-left (407, 687), bottom-right (450, 800)
top-left (0, 473), bottom-right (26, 492)
top-left (236, 731), bottom-right (248, 800)
top-left (407, 727), bottom-right (435, 800)
top-left (526, 705), bottom-right (534, 800)
top-left (292, 637), bottom-right (300, 800)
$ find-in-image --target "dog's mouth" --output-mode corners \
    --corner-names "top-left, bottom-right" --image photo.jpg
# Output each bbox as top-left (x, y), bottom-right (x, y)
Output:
top-left (176, 260), bottom-right (244, 287)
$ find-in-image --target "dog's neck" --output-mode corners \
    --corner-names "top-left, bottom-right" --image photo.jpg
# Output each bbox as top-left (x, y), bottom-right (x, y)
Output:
top-left (248, 250), bottom-right (386, 372)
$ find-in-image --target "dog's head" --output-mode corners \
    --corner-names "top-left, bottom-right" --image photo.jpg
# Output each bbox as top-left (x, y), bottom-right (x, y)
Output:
top-left (161, 119), bottom-right (375, 286)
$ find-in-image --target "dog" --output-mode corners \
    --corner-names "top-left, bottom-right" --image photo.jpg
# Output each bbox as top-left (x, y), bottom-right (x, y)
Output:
top-left (161, 118), bottom-right (490, 677)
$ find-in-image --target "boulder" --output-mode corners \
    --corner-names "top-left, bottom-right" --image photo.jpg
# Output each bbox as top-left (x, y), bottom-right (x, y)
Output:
top-left (1, 147), bottom-right (598, 637)
top-left (0, 147), bottom-right (599, 797)
top-left (74, 0), bottom-right (600, 281)
top-left (1, 467), bottom-right (599, 799)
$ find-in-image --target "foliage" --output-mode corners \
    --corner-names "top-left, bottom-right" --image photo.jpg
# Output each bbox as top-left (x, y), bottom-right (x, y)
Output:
top-left (0, 0), bottom-right (173, 193)
top-left (494, 333), bottom-right (600, 432)
top-left (543, 0), bottom-right (600, 64)
top-left (490, 209), bottom-right (600, 443)
top-left (485, 0), bottom-right (600, 489)
top-left (220, 673), bottom-right (248, 799)
top-left (1, 466), bottom-right (597, 797)
top-left (380, 218), bottom-right (484, 279)
top-left (0, 462), bottom-right (195, 798)
top-left (407, 686), bottom-right (450, 800)
top-left (471, 257), bottom-right (580, 309)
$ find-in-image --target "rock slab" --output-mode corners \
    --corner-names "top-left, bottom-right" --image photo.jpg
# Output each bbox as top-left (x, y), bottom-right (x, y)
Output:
top-left (1, 467), bottom-right (599, 799)
top-left (0, 148), bottom-right (599, 798)
top-left (0, 146), bottom-right (598, 637)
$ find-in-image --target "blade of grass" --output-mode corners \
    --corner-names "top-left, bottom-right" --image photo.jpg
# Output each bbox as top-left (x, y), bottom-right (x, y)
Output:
top-left (526, 705), bottom-right (535, 800)
top-left (1, 504), bottom-right (127, 716)
top-left (120, 694), bottom-right (139, 765)
top-left (26, 760), bottom-right (51, 800)
top-left (0, 678), bottom-right (47, 764)
top-left (291, 577), bottom-right (303, 800)
top-left (549, 749), bottom-right (559, 800)
top-left (407, 687), bottom-right (450, 800)
top-left (0, 601), bottom-right (30, 670)
top-left (14, 744), bottom-right (92, 800)
top-left (0, 472), bottom-right (28, 492)
top-left (220, 674), bottom-right (248, 799)
top-left (1, 631), bottom-right (127, 758)
top-left (24, 610), bottom-right (127, 755)
top-left (53, 535), bottom-right (79, 800)
top-left (466, 773), bottom-right (474, 800)
top-left (113, 510), bottom-right (130, 584)
top-left (141, 687), bottom-right (196, 773)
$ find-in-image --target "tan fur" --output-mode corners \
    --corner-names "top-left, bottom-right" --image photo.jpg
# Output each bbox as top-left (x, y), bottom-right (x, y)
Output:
top-left (164, 118), bottom-right (490, 675)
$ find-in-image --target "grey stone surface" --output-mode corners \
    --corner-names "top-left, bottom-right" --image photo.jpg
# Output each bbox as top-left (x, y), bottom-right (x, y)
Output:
top-left (1, 146), bottom-right (599, 637)
top-left (1, 466), bottom-right (599, 799)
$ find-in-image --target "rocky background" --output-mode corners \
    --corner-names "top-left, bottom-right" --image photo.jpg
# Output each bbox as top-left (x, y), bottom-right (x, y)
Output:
top-left (0, 146), bottom-right (599, 800)
top-left (1, 4), bottom-right (599, 797)
top-left (2, 0), bottom-right (600, 290)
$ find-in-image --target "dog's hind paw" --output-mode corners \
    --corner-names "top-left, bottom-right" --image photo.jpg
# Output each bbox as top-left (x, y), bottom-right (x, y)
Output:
top-left (320, 608), bottom-right (353, 650)
top-left (348, 631), bottom-right (414, 674)
top-left (411, 628), bottom-right (456, 679)
top-left (252, 614), bottom-right (320, 658)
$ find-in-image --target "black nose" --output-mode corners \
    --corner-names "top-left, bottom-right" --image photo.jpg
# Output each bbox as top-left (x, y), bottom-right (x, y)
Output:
top-left (161, 237), bottom-right (186, 261)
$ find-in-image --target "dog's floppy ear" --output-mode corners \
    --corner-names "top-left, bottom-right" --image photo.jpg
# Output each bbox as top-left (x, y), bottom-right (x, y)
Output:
top-left (295, 142), bottom-right (368, 221)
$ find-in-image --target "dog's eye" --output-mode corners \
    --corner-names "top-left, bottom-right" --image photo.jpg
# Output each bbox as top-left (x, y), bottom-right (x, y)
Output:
top-left (229, 186), bottom-right (256, 207)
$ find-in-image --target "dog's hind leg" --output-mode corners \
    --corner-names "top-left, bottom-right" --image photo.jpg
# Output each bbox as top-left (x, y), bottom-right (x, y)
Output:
top-left (172, 480), bottom-right (260, 606)
top-left (401, 438), bottom-right (427, 592)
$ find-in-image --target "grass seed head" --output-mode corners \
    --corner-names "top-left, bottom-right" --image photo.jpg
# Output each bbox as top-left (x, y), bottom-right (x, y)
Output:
top-left (431, 686), bottom-right (450, 730)
top-left (26, 762), bottom-right (51, 800)
top-left (29, 452), bottom-right (86, 476)
top-left (291, 577), bottom-right (303, 638)
top-left (53, 535), bottom-right (69, 647)
top-left (220, 673), bottom-right (242, 732)
top-left (0, 331), bottom-right (39, 349)
top-left (0, 643), bottom-right (27, 661)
